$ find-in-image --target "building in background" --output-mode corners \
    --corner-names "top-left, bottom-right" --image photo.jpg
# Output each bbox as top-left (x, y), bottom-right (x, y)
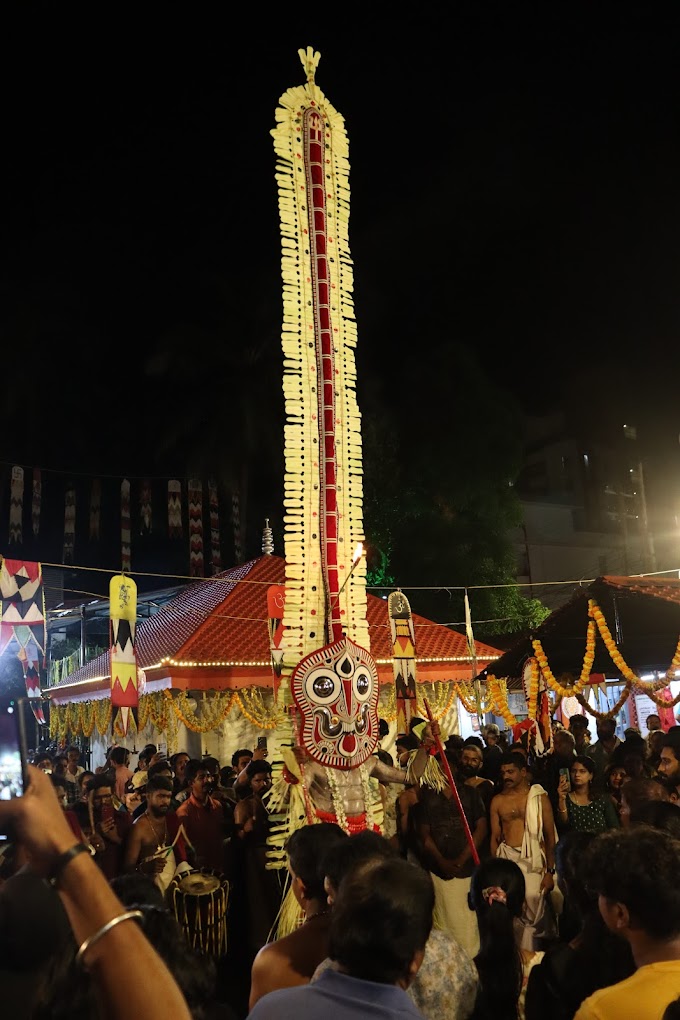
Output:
top-left (512, 413), bottom-right (668, 613)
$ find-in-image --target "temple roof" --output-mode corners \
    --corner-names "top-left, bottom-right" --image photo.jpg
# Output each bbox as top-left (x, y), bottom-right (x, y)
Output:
top-left (48, 554), bottom-right (501, 697)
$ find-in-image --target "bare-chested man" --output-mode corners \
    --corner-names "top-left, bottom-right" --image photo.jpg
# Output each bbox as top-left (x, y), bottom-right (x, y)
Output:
top-left (489, 750), bottom-right (558, 949)
top-left (123, 774), bottom-right (189, 892)
top-left (249, 821), bottom-right (347, 1010)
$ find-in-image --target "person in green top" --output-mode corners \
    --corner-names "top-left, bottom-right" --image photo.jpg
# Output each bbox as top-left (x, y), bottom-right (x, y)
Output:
top-left (556, 755), bottom-right (620, 834)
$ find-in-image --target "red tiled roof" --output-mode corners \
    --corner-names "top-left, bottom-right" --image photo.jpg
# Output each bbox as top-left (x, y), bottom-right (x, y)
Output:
top-left (51, 555), bottom-right (501, 690)
top-left (598, 575), bottom-right (680, 606)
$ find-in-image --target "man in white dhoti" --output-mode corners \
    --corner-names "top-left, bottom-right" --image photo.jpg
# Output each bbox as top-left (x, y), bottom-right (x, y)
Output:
top-left (489, 750), bottom-right (559, 949)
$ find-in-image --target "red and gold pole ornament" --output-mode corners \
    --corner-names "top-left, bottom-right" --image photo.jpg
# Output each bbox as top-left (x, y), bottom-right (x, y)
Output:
top-left (110, 574), bottom-right (138, 736)
top-left (272, 48), bottom-right (377, 769)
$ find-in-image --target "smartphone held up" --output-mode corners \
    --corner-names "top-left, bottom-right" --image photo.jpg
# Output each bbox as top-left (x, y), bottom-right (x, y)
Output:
top-left (0, 699), bottom-right (29, 840)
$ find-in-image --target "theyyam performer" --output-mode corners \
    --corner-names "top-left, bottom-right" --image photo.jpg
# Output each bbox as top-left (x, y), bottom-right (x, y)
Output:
top-left (265, 47), bottom-right (434, 888)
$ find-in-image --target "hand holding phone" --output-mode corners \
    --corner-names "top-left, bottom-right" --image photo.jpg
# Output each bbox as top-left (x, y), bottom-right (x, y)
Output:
top-left (558, 767), bottom-right (571, 792)
top-left (0, 700), bottom-right (29, 831)
top-left (0, 764), bottom-right (84, 869)
top-left (253, 736), bottom-right (268, 761)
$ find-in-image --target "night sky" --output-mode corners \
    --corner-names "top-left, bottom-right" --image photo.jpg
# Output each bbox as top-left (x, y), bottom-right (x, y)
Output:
top-left (2, 10), bottom-right (680, 594)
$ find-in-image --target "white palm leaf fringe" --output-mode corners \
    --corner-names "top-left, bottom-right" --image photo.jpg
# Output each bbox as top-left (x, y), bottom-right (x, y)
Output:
top-left (271, 46), bottom-right (369, 680)
top-left (266, 49), bottom-right (371, 934)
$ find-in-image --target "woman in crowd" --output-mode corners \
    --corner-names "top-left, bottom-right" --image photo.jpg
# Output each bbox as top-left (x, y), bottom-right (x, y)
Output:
top-left (524, 830), bottom-right (635, 1020)
top-left (556, 754), bottom-right (620, 833)
top-left (603, 761), bottom-right (627, 821)
top-left (469, 856), bottom-right (543, 1020)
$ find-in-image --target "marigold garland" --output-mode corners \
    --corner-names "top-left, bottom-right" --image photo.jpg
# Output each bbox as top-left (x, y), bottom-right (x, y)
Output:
top-left (234, 688), bottom-right (284, 730)
top-left (453, 683), bottom-right (480, 716)
top-left (452, 681), bottom-right (493, 716)
top-left (377, 682), bottom-right (457, 725)
top-left (526, 657), bottom-right (539, 720)
top-left (485, 677), bottom-right (519, 727)
top-left (576, 681), bottom-right (633, 721)
top-left (635, 686), bottom-right (680, 709)
top-left (589, 599), bottom-right (680, 690)
top-left (532, 617), bottom-right (596, 698)
top-left (50, 685), bottom-right (289, 741)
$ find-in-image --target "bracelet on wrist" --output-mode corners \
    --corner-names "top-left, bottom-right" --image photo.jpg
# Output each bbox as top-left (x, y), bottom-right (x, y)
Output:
top-left (48, 842), bottom-right (93, 888)
top-left (76, 910), bottom-right (144, 967)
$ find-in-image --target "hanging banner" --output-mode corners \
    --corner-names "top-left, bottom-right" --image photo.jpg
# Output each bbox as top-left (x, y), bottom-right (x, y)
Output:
top-left (168, 480), bottom-right (182, 538)
top-left (9, 466), bottom-right (24, 545)
top-left (110, 573), bottom-right (139, 736)
top-left (63, 486), bottom-right (76, 564)
top-left (140, 479), bottom-right (152, 534)
top-left (0, 557), bottom-right (46, 723)
top-left (231, 490), bottom-right (242, 564)
top-left (388, 590), bottom-right (417, 732)
top-left (121, 480), bottom-right (131, 572)
top-left (32, 468), bottom-right (41, 537)
top-left (188, 479), bottom-right (204, 577)
top-left (267, 584), bottom-right (286, 702)
top-left (89, 479), bottom-right (101, 540)
top-left (208, 479), bottom-right (221, 575)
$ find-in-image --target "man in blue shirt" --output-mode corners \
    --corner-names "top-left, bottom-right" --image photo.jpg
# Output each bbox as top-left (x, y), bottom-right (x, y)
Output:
top-left (247, 854), bottom-right (433, 1019)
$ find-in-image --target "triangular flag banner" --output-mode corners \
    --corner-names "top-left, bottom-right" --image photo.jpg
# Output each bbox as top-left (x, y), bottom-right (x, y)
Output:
top-left (140, 479), bottom-right (152, 534)
top-left (110, 573), bottom-right (139, 735)
top-left (63, 487), bottom-right (76, 564)
top-left (168, 480), bottom-right (182, 538)
top-left (188, 479), bottom-right (204, 577)
top-left (32, 468), bottom-right (41, 537)
top-left (121, 480), bottom-right (131, 572)
top-left (208, 479), bottom-right (221, 575)
top-left (388, 590), bottom-right (418, 732)
top-left (89, 479), bottom-right (101, 540)
top-left (9, 466), bottom-right (24, 545)
top-left (267, 584), bottom-right (286, 702)
top-left (0, 557), bottom-right (46, 724)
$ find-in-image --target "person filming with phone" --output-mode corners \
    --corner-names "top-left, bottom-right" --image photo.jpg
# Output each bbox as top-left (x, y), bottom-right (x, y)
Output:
top-left (86, 774), bottom-right (132, 880)
top-left (555, 754), bottom-right (620, 835)
top-left (533, 727), bottom-right (577, 821)
top-left (229, 738), bottom-right (269, 799)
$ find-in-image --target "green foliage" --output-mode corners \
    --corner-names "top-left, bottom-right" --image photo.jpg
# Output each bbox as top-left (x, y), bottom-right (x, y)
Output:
top-left (360, 339), bottom-right (550, 634)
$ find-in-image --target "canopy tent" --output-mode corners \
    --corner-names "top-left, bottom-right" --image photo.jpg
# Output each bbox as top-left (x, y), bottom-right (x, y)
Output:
top-left (475, 575), bottom-right (680, 692)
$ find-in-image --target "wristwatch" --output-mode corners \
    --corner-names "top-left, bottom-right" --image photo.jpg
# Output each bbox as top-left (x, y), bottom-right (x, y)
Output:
top-left (546, 866), bottom-right (556, 875)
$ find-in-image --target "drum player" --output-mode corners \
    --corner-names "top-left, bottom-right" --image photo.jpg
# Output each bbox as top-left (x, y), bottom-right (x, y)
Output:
top-left (123, 774), bottom-right (192, 893)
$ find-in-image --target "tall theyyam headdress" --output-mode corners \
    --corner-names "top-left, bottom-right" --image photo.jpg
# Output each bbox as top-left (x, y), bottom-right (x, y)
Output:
top-left (271, 48), bottom-right (378, 768)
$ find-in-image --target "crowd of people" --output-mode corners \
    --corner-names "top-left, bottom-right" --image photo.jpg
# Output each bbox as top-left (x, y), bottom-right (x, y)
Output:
top-left (2, 712), bottom-right (680, 1019)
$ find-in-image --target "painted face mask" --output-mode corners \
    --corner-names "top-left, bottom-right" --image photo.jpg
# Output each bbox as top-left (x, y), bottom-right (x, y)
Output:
top-left (291, 636), bottom-right (380, 769)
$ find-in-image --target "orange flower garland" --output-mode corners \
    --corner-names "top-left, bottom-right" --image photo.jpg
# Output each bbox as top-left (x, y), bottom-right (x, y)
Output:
top-left (379, 682), bottom-right (457, 723)
top-left (486, 676), bottom-right (519, 727)
top-left (532, 617), bottom-right (596, 698)
top-left (589, 599), bottom-right (680, 691)
top-left (454, 682), bottom-right (480, 716)
top-left (526, 657), bottom-right (539, 720)
top-left (577, 681), bottom-right (632, 721)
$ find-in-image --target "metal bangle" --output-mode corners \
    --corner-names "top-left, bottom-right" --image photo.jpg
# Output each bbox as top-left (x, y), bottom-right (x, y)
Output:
top-left (75, 910), bottom-right (143, 967)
